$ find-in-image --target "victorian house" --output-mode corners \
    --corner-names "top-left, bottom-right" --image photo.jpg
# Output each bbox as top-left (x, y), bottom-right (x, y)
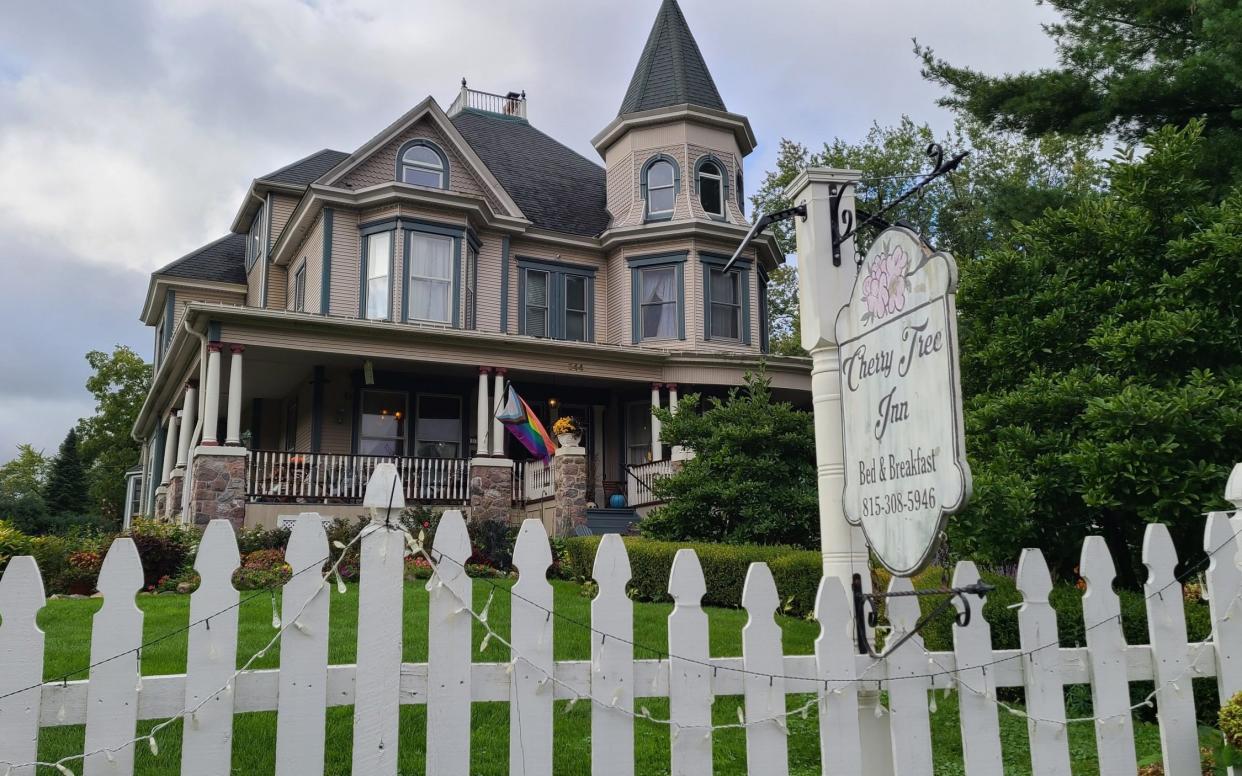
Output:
top-left (131, 0), bottom-right (811, 534)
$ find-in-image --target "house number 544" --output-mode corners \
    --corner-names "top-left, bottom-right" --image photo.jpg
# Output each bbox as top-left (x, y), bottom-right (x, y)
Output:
top-left (567, 362), bottom-right (585, 372)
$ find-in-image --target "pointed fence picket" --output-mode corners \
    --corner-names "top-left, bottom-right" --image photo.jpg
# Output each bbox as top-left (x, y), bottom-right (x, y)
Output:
top-left (83, 537), bottom-right (144, 776)
top-left (0, 556), bottom-right (45, 775)
top-left (668, 549), bottom-right (712, 776)
top-left (1080, 536), bottom-right (1137, 776)
top-left (1143, 523), bottom-right (1201, 776)
top-left (1016, 548), bottom-right (1072, 776)
top-left (426, 510), bottom-right (472, 776)
top-left (510, 519), bottom-right (554, 776)
top-left (180, 520), bottom-right (240, 776)
top-left (883, 577), bottom-right (934, 776)
top-left (274, 515), bottom-right (330, 776)
top-left (592, 534), bottom-right (634, 776)
top-left (6, 475), bottom-right (1242, 776)
top-left (741, 563), bottom-right (788, 776)
top-left (813, 575), bottom-right (862, 776)
top-left (949, 561), bottom-right (1002, 776)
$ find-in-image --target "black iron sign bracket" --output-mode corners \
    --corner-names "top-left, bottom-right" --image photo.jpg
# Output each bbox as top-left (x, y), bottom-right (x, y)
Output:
top-left (851, 573), bottom-right (993, 659)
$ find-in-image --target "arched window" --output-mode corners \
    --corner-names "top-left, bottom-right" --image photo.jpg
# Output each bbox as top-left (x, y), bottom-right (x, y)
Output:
top-left (736, 169), bottom-right (745, 216)
top-left (641, 155), bottom-right (680, 221)
top-left (397, 140), bottom-right (448, 189)
top-left (697, 160), bottom-right (723, 217)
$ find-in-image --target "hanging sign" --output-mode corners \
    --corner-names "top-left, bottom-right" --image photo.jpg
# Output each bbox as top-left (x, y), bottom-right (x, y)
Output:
top-left (834, 227), bottom-right (971, 576)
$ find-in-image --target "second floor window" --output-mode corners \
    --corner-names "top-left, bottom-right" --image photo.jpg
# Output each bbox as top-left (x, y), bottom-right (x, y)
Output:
top-left (293, 263), bottom-right (307, 312)
top-left (408, 232), bottom-right (454, 323)
top-left (246, 205), bottom-right (266, 272)
top-left (464, 244), bottom-right (478, 329)
top-left (698, 160), bottom-right (724, 217)
top-left (639, 266), bottom-right (679, 340)
top-left (400, 142), bottom-right (447, 188)
top-left (707, 268), bottom-right (741, 340)
top-left (364, 231), bottom-right (392, 320)
top-left (520, 263), bottom-right (594, 341)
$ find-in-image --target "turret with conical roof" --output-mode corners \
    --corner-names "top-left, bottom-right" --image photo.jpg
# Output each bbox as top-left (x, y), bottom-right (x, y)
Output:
top-left (594, 0), bottom-right (756, 231)
top-left (617, 0), bottom-right (726, 116)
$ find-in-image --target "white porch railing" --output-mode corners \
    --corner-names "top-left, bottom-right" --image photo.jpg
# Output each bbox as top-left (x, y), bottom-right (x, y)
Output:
top-left (625, 459), bottom-right (674, 507)
top-left (515, 460), bottom-right (554, 503)
top-left (247, 451), bottom-right (469, 504)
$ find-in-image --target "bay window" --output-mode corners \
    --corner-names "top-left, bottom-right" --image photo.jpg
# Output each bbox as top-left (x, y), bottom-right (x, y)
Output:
top-left (518, 258), bottom-right (595, 341)
top-left (363, 231), bottom-right (392, 320)
top-left (628, 252), bottom-right (686, 343)
top-left (700, 253), bottom-right (752, 344)
top-left (407, 232), bottom-right (454, 323)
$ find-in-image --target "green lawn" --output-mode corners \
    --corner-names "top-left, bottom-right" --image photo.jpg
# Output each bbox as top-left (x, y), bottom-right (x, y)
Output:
top-left (31, 579), bottom-right (1166, 775)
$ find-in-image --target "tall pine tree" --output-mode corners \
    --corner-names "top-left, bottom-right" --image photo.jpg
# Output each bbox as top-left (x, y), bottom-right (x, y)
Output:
top-left (43, 429), bottom-right (90, 517)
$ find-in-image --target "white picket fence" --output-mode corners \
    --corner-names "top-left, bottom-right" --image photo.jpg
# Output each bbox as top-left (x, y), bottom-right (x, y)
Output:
top-left (2, 510), bottom-right (1242, 775)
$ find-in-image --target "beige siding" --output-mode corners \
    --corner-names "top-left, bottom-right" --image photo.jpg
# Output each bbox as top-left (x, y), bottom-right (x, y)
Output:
top-left (686, 143), bottom-right (745, 225)
top-left (266, 264), bottom-right (287, 310)
top-left (246, 262), bottom-right (263, 307)
top-left (293, 214), bottom-right (326, 314)
top-left (170, 286), bottom-right (245, 333)
top-left (605, 151), bottom-right (634, 226)
top-left (472, 231), bottom-right (504, 333)
top-left (608, 238), bottom-right (697, 350)
top-left (269, 194), bottom-right (299, 250)
top-left (338, 117), bottom-right (505, 213)
top-left (328, 209), bottom-right (361, 318)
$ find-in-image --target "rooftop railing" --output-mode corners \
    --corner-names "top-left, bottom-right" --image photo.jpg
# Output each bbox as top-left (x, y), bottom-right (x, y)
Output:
top-left (448, 80), bottom-right (527, 119)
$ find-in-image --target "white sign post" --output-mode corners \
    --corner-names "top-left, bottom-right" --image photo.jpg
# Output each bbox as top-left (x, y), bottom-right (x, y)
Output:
top-left (835, 226), bottom-right (971, 576)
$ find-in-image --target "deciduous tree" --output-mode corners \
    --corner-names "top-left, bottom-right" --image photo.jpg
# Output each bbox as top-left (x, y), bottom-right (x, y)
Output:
top-left (75, 346), bottom-right (151, 522)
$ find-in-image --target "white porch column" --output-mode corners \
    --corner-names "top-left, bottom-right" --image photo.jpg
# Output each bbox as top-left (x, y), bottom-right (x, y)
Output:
top-left (650, 382), bottom-right (663, 461)
top-left (161, 412), bottom-right (180, 485)
top-left (668, 383), bottom-right (689, 460)
top-left (790, 167), bottom-right (892, 775)
top-left (175, 382), bottom-right (198, 468)
top-left (491, 368), bottom-right (506, 456)
top-left (202, 342), bottom-right (223, 445)
top-left (226, 344), bottom-right (244, 446)
top-left (476, 366), bottom-right (492, 455)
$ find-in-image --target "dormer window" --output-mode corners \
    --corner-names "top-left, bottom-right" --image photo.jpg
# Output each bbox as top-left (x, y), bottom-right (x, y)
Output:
top-left (641, 155), bottom-right (680, 222)
top-left (398, 140), bottom-right (448, 189)
top-left (697, 160), bottom-right (723, 217)
top-left (245, 204), bottom-right (266, 272)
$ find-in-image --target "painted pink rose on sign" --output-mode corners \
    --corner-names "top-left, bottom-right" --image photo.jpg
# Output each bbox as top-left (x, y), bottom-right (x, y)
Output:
top-left (860, 243), bottom-right (911, 325)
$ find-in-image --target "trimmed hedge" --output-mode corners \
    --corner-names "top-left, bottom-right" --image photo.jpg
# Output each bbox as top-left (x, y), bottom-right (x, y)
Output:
top-left (565, 536), bottom-right (822, 616)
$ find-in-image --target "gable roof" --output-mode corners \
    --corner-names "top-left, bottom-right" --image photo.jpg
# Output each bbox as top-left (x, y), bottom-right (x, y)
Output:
top-left (451, 110), bottom-right (610, 237)
top-left (618, 0), bottom-right (725, 116)
top-left (317, 96), bottom-right (524, 218)
top-left (153, 234), bottom-right (247, 285)
top-left (259, 149), bottom-right (350, 186)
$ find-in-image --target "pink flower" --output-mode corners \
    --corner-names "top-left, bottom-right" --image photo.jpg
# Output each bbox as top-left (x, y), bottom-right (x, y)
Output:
top-left (861, 245), bottom-right (910, 321)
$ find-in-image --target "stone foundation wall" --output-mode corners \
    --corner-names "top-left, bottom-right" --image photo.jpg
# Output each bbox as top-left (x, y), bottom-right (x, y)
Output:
top-left (189, 450), bottom-right (247, 529)
top-left (166, 473), bottom-right (185, 521)
top-left (469, 461), bottom-right (514, 523)
top-left (552, 448), bottom-right (588, 537)
top-left (152, 489), bottom-right (168, 521)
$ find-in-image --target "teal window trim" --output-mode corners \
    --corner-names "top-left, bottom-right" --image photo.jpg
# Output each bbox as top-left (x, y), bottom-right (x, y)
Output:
top-left (359, 227), bottom-right (396, 320)
top-left (692, 154), bottom-right (730, 222)
top-left (757, 265), bottom-right (769, 353)
top-left (516, 257), bottom-right (596, 342)
top-left (500, 236), bottom-right (511, 333)
top-left (320, 208), bottom-right (333, 315)
top-left (401, 226), bottom-right (461, 326)
top-left (395, 139), bottom-right (450, 190)
top-left (737, 166), bottom-right (745, 216)
top-left (630, 260), bottom-right (686, 344)
top-left (244, 202), bottom-right (266, 273)
top-left (699, 252), bottom-right (752, 345)
top-left (640, 153), bottom-right (681, 223)
top-left (292, 260), bottom-right (307, 312)
top-left (625, 251), bottom-right (688, 269)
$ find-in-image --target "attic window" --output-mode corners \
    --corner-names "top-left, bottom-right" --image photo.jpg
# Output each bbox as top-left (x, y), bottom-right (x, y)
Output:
top-left (399, 141), bottom-right (448, 189)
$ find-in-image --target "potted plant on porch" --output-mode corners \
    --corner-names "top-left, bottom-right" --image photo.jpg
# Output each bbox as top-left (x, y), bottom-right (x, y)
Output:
top-left (552, 416), bottom-right (581, 448)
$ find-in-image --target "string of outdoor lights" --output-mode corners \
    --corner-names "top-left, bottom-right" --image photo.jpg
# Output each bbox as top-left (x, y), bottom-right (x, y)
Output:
top-left (1, 511), bottom-right (1238, 774)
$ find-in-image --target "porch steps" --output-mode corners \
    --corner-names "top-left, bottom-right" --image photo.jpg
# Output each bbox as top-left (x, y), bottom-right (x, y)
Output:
top-left (585, 507), bottom-right (640, 535)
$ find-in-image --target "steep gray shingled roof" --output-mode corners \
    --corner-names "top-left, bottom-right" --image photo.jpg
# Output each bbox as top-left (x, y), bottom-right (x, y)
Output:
top-left (153, 234), bottom-right (248, 285)
top-left (451, 110), bottom-right (610, 237)
top-left (617, 0), bottom-right (725, 116)
top-left (260, 148), bottom-right (350, 186)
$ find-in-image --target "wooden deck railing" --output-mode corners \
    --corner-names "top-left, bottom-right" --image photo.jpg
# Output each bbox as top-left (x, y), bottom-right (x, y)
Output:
top-left (514, 460), bottom-right (554, 503)
top-left (247, 451), bottom-right (469, 504)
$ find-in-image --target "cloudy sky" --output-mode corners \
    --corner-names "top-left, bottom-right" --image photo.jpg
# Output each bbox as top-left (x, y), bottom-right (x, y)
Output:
top-left (0, 0), bottom-right (1059, 460)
